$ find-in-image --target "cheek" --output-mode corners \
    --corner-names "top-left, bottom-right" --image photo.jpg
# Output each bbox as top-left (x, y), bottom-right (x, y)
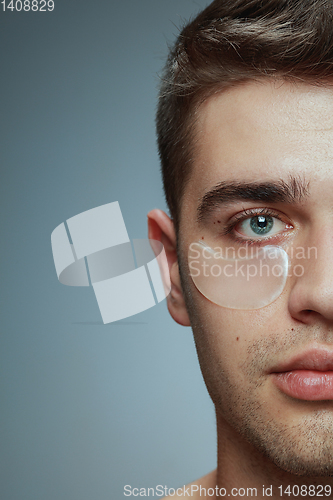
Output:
top-left (190, 300), bottom-right (249, 383)
top-left (190, 294), bottom-right (289, 388)
top-left (192, 295), bottom-right (278, 344)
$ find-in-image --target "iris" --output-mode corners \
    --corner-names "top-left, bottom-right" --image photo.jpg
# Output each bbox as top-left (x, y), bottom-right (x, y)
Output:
top-left (250, 215), bottom-right (274, 235)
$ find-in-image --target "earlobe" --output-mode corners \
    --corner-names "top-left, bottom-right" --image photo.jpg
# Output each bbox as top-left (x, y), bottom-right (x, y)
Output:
top-left (147, 209), bottom-right (191, 327)
top-left (168, 261), bottom-right (192, 326)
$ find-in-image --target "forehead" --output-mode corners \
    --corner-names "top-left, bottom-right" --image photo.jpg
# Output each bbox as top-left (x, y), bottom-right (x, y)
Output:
top-left (191, 79), bottom-right (333, 187)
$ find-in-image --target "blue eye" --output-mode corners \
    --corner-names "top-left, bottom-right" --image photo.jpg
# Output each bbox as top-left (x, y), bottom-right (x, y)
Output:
top-left (250, 215), bottom-right (274, 235)
top-left (235, 214), bottom-right (287, 239)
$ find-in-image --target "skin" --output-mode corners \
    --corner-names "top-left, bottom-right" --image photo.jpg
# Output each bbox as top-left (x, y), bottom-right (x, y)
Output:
top-left (148, 79), bottom-right (333, 498)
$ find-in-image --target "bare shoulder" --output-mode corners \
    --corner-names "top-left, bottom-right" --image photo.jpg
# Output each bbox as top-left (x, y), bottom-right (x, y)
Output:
top-left (162, 469), bottom-right (217, 499)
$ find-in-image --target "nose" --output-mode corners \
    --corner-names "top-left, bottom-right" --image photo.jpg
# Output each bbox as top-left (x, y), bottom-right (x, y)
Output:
top-left (288, 235), bottom-right (333, 324)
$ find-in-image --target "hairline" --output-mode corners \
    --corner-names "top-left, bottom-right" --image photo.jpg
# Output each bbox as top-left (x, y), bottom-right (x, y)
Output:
top-left (175, 75), bottom-right (333, 240)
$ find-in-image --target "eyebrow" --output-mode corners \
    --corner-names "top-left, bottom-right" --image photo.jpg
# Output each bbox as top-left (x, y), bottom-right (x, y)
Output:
top-left (197, 176), bottom-right (309, 222)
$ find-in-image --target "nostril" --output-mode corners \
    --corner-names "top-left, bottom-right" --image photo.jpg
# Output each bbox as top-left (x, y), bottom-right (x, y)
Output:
top-left (301, 309), bottom-right (317, 321)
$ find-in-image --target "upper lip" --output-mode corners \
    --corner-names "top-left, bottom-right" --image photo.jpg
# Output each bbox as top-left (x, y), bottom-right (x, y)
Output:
top-left (270, 347), bottom-right (333, 373)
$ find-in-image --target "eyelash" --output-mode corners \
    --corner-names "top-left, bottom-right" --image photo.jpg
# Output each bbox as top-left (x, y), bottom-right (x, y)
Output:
top-left (221, 208), bottom-right (291, 245)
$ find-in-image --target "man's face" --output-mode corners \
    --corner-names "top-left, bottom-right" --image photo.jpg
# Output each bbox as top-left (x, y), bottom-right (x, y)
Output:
top-left (178, 79), bottom-right (333, 476)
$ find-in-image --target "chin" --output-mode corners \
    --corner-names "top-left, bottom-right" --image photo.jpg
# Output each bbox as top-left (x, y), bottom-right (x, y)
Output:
top-left (241, 409), bottom-right (333, 477)
top-left (271, 453), bottom-right (333, 477)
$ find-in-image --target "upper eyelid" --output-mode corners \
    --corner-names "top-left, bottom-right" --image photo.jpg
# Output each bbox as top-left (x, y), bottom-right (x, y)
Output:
top-left (224, 209), bottom-right (293, 241)
top-left (228, 208), bottom-right (288, 225)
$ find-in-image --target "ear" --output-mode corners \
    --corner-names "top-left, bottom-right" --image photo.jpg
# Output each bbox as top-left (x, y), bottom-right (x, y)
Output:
top-left (147, 209), bottom-right (191, 327)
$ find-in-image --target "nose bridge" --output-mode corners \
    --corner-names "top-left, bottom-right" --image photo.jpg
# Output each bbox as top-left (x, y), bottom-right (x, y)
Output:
top-left (288, 229), bottom-right (333, 321)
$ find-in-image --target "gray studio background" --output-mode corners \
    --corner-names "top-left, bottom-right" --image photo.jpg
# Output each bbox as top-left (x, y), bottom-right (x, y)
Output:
top-left (1, 1), bottom-right (216, 499)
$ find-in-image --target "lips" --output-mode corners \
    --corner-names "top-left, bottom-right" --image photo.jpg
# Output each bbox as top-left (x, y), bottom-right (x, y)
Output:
top-left (271, 348), bottom-right (333, 401)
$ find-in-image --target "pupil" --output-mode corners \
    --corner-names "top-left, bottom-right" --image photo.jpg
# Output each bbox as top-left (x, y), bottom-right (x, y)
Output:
top-left (250, 216), bottom-right (273, 235)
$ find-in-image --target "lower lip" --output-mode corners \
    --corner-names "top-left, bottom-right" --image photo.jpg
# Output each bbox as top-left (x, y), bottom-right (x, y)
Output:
top-left (273, 370), bottom-right (333, 400)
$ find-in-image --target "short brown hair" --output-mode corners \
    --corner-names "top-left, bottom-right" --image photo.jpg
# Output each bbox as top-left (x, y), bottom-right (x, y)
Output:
top-left (156, 0), bottom-right (333, 231)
